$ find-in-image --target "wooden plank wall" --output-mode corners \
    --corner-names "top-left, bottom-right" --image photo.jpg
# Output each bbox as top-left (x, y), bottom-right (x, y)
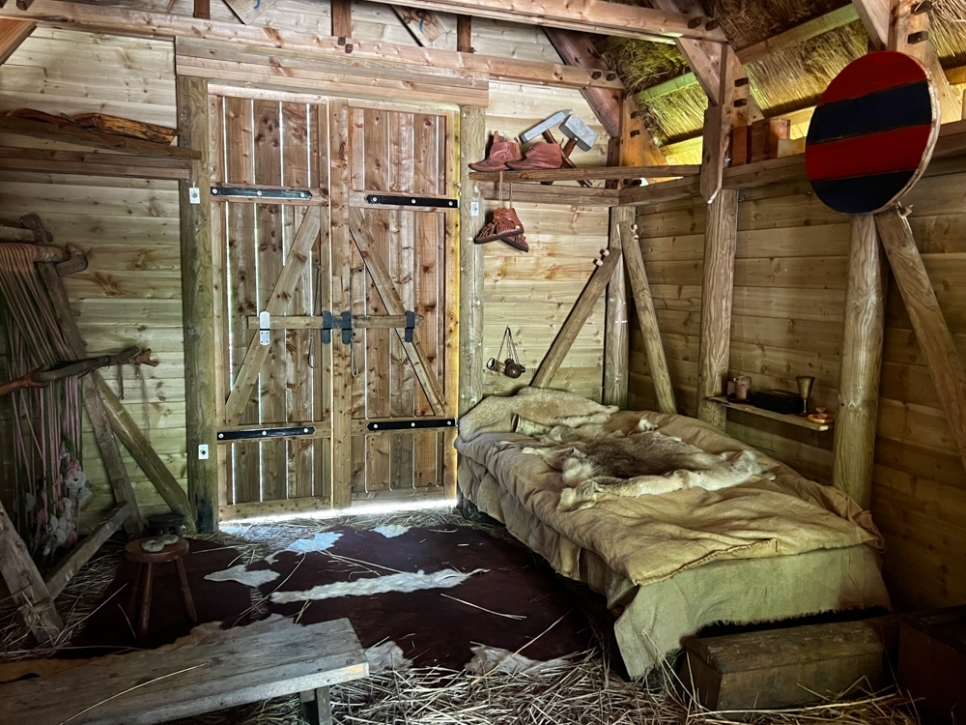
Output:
top-left (481, 80), bottom-right (611, 402)
top-left (630, 165), bottom-right (966, 611)
top-left (0, 29), bottom-right (182, 529)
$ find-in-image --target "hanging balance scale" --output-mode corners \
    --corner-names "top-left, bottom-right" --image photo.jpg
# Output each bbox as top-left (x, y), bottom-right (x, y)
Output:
top-left (487, 326), bottom-right (526, 379)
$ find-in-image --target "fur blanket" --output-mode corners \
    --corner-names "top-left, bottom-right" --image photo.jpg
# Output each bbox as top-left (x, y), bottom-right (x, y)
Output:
top-left (515, 413), bottom-right (771, 511)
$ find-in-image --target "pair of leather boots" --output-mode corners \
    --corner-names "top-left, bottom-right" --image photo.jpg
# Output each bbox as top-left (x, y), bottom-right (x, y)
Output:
top-left (469, 132), bottom-right (563, 172)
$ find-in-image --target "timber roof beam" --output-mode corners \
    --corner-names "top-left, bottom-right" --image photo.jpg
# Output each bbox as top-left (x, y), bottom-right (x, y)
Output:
top-left (364, 0), bottom-right (727, 43)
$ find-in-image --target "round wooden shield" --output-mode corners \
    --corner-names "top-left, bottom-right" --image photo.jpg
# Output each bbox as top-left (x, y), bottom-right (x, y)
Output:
top-left (805, 51), bottom-right (940, 215)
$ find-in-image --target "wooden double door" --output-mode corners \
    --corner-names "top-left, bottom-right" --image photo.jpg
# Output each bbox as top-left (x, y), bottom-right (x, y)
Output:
top-left (210, 94), bottom-right (459, 519)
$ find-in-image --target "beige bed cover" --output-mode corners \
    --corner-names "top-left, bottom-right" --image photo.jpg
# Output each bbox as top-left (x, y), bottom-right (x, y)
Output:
top-left (455, 388), bottom-right (891, 677)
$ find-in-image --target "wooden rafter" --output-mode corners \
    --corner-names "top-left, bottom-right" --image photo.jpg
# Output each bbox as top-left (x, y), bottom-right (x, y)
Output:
top-left (347, 209), bottom-right (445, 416)
top-left (364, 0), bottom-right (725, 42)
top-left (542, 27), bottom-right (670, 174)
top-left (224, 206), bottom-right (322, 425)
top-left (853, 0), bottom-right (960, 123)
top-left (0, 1), bottom-right (623, 92)
top-left (0, 17), bottom-right (33, 64)
top-left (531, 250), bottom-right (623, 389)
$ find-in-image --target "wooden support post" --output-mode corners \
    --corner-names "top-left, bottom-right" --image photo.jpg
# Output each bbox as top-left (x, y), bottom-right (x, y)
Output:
top-left (0, 500), bottom-right (63, 645)
top-left (328, 99), bottom-right (352, 509)
top-left (696, 189), bottom-right (738, 428)
top-left (875, 208), bottom-right (966, 474)
top-left (95, 375), bottom-right (196, 530)
top-left (0, 18), bottom-right (34, 65)
top-left (603, 206), bottom-right (630, 407)
top-left (331, 0), bottom-right (351, 39)
top-left (832, 215), bottom-right (887, 509)
top-left (177, 76), bottom-right (218, 533)
top-left (458, 106), bottom-right (485, 417)
top-left (531, 250), bottom-right (622, 389)
top-left (35, 262), bottom-right (143, 536)
top-left (700, 45), bottom-right (742, 204)
top-left (456, 15), bottom-right (472, 53)
top-left (623, 218), bottom-right (677, 415)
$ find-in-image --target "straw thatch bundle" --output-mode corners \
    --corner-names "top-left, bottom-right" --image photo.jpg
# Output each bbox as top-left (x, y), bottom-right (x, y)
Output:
top-left (746, 21), bottom-right (868, 115)
top-left (638, 83), bottom-right (709, 144)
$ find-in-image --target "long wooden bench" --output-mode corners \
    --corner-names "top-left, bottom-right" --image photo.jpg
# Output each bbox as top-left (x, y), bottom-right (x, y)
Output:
top-left (0, 618), bottom-right (368, 725)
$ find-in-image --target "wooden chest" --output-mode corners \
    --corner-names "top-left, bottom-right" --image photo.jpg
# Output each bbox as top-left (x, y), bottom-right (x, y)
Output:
top-left (898, 606), bottom-right (966, 725)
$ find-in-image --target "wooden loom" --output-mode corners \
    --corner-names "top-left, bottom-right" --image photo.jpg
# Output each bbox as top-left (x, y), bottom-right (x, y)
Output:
top-left (0, 216), bottom-right (193, 645)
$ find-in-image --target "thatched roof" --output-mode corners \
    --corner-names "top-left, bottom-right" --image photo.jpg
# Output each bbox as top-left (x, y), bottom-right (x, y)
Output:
top-left (598, 0), bottom-right (966, 151)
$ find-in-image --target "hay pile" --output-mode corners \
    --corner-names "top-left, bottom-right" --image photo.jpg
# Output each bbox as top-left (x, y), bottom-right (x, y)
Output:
top-left (166, 656), bottom-right (924, 725)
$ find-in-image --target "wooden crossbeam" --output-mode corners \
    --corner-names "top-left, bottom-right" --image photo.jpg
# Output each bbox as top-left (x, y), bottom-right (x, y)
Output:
top-left (347, 208), bottom-right (445, 416)
top-left (0, 116), bottom-right (198, 159)
top-left (0, 18), bottom-right (33, 65)
top-left (531, 250), bottom-right (623, 389)
top-left (224, 206), bottom-right (322, 425)
top-left (0, 500), bottom-right (62, 645)
top-left (246, 314), bottom-right (422, 329)
top-left (875, 208), bottom-right (966, 475)
top-left (623, 222), bottom-right (677, 414)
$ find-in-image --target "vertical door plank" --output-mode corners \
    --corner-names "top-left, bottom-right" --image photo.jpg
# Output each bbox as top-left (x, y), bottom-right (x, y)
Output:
top-left (389, 111), bottom-right (416, 490)
top-left (363, 107), bottom-right (391, 492)
top-left (413, 112), bottom-right (441, 487)
top-left (224, 96), bottom-right (260, 504)
top-left (347, 106), bottom-right (368, 496)
top-left (441, 109), bottom-right (460, 497)
top-left (253, 99), bottom-right (287, 502)
top-left (314, 102), bottom-right (333, 505)
top-left (328, 99), bottom-right (353, 509)
top-left (280, 103), bottom-right (315, 499)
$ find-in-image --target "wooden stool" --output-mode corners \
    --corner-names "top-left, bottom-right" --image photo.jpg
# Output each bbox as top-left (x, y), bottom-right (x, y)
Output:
top-left (124, 538), bottom-right (198, 644)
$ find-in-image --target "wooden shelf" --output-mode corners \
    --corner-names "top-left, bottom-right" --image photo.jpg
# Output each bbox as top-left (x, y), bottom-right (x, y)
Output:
top-left (707, 396), bottom-right (834, 431)
top-left (468, 164), bottom-right (698, 183)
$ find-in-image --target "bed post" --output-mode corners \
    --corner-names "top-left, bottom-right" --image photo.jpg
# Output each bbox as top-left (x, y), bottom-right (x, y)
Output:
top-left (458, 105), bottom-right (485, 417)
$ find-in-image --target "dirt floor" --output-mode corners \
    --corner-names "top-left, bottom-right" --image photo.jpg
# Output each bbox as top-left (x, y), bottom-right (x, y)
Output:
top-left (0, 507), bottom-right (922, 725)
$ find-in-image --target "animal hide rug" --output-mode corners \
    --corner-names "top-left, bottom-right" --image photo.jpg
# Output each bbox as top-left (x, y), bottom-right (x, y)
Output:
top-left (523, 430), bottom-right (771, 512)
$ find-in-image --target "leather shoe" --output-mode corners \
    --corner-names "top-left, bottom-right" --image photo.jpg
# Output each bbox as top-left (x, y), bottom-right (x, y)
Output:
top-left (506, 142), bottom-right (563, 170)
top-left (469, 132), bottom-right (523, 171)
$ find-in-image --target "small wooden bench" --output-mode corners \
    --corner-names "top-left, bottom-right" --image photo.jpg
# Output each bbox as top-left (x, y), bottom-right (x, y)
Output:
top-left (0, 618), bottom-right (368, 725)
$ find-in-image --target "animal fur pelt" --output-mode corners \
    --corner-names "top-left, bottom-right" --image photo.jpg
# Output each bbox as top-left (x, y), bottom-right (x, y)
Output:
top-left (522, 427), bottom-right (771, 512)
